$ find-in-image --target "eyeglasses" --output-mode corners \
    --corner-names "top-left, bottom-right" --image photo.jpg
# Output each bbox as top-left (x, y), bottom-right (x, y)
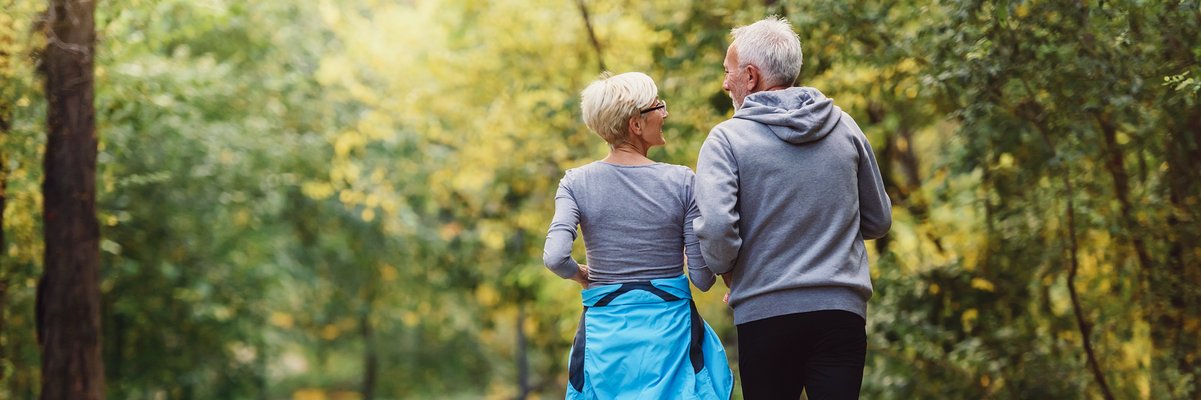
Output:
top-left (640, 99), bottom-right (667, 114)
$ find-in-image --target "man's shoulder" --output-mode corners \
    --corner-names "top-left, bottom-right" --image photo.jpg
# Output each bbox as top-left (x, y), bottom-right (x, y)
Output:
top-left (711, 117), bottom-right (761, 134)
top-left (706, 118), bottom-right (759, 145)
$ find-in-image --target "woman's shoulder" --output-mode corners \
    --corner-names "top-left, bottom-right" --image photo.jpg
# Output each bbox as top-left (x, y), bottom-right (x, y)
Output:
top-left (566, 161), bottom-right (695, 182)
top-left (561, 161), bottom-right (603, 177)
top-left (655, 162), bottom-right (697, 178)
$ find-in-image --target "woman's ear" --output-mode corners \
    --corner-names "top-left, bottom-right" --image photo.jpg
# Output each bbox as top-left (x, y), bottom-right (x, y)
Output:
top-left (627, 116), bottom-right (642, 136)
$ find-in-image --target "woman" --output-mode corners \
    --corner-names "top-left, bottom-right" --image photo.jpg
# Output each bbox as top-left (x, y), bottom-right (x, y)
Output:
top-left (542, 72), bottom-right (733, 399)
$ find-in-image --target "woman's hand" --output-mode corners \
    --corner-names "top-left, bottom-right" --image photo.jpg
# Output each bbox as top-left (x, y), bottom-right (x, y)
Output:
top-left (571, 264), bottom-right (591, 288)
top-left (720, 272), bottom-right (733, 305)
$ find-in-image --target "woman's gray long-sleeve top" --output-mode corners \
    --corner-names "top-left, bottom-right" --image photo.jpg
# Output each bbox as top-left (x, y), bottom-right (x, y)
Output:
top-left (542, 161), bottom-right (715, 291)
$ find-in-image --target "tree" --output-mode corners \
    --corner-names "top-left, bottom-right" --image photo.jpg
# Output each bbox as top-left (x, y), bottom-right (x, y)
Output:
top-left (37, 0), bottom-right (104, 398)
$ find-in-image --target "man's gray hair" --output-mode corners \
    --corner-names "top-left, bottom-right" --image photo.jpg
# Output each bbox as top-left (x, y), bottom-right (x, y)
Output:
top-left (731, 16), bottom-right (803, 88)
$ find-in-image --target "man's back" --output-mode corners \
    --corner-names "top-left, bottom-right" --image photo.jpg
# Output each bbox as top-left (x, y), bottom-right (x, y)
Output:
top-left (694, 86), bottom-right (892, 325)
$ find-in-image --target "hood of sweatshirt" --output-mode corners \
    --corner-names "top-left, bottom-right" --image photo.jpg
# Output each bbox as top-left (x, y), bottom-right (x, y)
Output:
top-left (732, 87), bottom-right (842, 144)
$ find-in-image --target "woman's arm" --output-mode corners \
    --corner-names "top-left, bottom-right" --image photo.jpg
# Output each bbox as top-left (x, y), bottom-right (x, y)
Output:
top-left (543, 175), bottom-right (585, 281)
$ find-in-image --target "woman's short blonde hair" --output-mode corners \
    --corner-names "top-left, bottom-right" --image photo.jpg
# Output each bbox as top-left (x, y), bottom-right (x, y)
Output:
top-left (580, 72), bottom-right (658, 146)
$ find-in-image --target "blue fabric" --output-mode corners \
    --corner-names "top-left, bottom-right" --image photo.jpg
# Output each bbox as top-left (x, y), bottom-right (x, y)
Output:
top-left (566, 275), bottom-right (734, 400)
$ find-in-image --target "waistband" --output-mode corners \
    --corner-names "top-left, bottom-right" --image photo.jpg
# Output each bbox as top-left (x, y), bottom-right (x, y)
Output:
top-left (581, 275), bottom-right (692, 307)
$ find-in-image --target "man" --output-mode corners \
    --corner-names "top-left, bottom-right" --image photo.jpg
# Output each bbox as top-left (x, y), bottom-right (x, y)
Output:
top-left (694, 16), bottom-right (893, 399)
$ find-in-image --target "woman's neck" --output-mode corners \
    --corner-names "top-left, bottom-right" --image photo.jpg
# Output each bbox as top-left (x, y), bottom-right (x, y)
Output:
top-left (603, 142), bottom-right (653, 165)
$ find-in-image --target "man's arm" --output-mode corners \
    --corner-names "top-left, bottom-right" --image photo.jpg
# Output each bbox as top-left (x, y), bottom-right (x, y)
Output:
top-left (694, 130), bottom-right (742, 275)
top-left (855, 131), bottom-right (893, 239)
top-left (683, 171), bottom-right (715, 291)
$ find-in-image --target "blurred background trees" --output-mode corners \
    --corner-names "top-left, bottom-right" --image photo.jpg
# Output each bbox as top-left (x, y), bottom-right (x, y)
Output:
top-left (1, 0), bottom-right (1198, 398)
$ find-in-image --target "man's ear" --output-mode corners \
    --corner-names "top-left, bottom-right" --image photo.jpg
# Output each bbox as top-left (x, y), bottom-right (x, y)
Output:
top-left (746, 64), bottom-right (762, 91)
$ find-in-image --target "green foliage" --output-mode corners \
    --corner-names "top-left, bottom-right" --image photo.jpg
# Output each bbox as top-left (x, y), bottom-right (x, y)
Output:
top-left (1, 0), bottom-right (48, 396)
top-left (0, 0), bottom-right (1198, 399)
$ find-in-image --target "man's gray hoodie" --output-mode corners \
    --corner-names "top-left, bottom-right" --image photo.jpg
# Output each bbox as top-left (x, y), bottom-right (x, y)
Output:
top-left (695, 87), bottom-right (892, 325)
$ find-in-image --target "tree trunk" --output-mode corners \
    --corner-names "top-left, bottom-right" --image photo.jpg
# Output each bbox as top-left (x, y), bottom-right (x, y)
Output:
top-left (1161, 108), bottom-right (1201, 396)
top-left (575, 0), bottom-right (606, 72)
top-left (1, 106), bottom-right (9, 381)
top-left (38, 0), bottom-right (104, 398)
top-left (1029, 110), bottom-right (1115, 400)
top-left (361, 309), bottom-right (377, 400)
top-left (516, 302), bottom-right (530, 400)
top-left (1095, 112), bottom-right (1152, 279)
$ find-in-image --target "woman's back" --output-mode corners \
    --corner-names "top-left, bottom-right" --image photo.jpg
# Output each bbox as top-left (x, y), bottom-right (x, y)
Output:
top-left (544, 161), bottom-right (712, 289)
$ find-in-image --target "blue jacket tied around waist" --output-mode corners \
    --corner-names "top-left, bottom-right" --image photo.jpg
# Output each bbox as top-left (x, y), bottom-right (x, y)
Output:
top-left (566, 275), bottom-right (734, 399)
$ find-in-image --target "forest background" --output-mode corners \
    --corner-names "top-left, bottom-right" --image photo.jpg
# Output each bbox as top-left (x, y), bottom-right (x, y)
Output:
top-left (1, 0), bottom-right (1199, 399)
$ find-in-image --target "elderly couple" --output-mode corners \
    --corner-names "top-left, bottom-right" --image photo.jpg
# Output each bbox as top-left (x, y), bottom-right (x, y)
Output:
top-left (542, 16), bottom-right (892, 400)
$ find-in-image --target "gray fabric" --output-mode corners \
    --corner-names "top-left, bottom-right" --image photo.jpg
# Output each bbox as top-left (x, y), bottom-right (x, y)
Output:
top-left (543, 161), bottom-right (715, 291)
top-left (695, 87), bottom-right (892, 324)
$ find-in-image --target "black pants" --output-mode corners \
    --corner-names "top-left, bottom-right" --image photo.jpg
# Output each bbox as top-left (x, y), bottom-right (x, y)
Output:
top-left (736, 310), bottom-right (866, 400)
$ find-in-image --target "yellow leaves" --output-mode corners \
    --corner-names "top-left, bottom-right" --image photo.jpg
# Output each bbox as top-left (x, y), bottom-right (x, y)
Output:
top-left (292, 389), bottom-right (362, 400)
top-left (320, 324), bottom-right (340, 340)
top-left (357, 113), bottom-right (394, 141)
top-left (451, 166), bottom-right (490, 197)
top-left (233, 209), bottom-right (252, 227)
top-left (1047, 11), bottom-right (1061, 25)
top-left (1015, 3), bottom-right (1030, 18)
top-left (400, 311), bottom-right (419, 327)
top-left (319, 318), bottom-right (358, 340)
top-left (332, 133), bottom-right (354, 158)
top-left (1116, 132), bottom-right (1131, 145)
top-left (970, 278), bottom-right (995, 292)
top-left (338, 189), bottom-right (355, 205)
top-left (962, 249), bottom-right (979, 272)
top-left (476, 284), bottom-right (499, 307)
top-left (1036, 89), bottom-right (1051, 103)
top-left (1048, 278), bottom-right (1072, 316)
top-left (961, 308), bottom-right (978, 331)
top-left (379, 263), bottom-right (398, 281)
top-left (301, 181), bottom-right (335, 200)
top-left (361, 193), bottom-right (380, 209)
top-left (1121, 319), bottom-right (1152, 385)
top-left (998, 152), bottom-right (1014, 169)
top-left (481, 225), bottom-right (506, 251)
top-left (316, 0), bottom-right (346, 31)
top-left (271, 312), bottom-right (295, 329)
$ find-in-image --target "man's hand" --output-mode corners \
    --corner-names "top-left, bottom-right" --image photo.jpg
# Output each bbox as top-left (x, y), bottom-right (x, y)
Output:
top-left (571, 264), bottom-right (591, 288)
